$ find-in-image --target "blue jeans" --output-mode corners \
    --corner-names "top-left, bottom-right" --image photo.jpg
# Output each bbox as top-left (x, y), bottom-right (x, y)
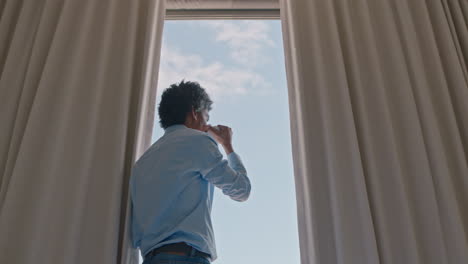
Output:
top-left (142, 253), bottom-right (211, 264)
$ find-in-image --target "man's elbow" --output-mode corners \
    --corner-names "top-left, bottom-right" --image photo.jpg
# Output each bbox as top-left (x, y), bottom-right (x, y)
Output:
top-left (232, 183), bottom-right (251, 202)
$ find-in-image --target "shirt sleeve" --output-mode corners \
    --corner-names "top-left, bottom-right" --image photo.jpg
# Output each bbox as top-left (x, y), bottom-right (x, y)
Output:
top-left (197, 135), bottom-right (251, 202)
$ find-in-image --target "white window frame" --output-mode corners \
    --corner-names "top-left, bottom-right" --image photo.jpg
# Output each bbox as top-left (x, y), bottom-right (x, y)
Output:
top-left (151, 3), bottom-right (303, 264)
top-left (165, 0), bottom-right (280, 20)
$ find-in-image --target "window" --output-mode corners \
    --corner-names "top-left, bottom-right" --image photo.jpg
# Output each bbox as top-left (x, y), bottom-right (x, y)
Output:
top-left (140, 19), bottom-right (299, 264)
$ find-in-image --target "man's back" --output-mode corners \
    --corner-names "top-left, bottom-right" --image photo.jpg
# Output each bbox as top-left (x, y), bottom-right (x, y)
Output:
top-left (130, 124), bottom-right (251, 262)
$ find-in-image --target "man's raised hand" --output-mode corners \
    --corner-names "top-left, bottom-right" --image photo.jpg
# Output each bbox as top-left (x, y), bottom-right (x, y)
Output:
top-left (207, 125), bottom-right (234, 154)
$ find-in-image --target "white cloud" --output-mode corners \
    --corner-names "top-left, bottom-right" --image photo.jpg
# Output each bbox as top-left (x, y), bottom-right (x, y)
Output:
top-left (194, 21), bottom-right (275, 67)
top-left (157, 46), bottom-right (272, 100)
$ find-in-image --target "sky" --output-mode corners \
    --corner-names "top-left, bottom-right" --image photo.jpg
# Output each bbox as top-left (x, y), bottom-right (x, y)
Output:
top-left (140, 20), bottom-right (299, 264)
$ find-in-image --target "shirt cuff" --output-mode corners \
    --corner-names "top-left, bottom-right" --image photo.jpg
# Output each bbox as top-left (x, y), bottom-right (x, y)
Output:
top-left (227, 152), bottom-right (242, 168)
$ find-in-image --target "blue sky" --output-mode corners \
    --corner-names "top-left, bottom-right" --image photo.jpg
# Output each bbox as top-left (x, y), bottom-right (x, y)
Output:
top-left (142, 20), bottom-right (299, 264)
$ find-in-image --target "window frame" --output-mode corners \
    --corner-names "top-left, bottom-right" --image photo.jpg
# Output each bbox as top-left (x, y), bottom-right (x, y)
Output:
top-left (165, 8), bottom-right (280, 20)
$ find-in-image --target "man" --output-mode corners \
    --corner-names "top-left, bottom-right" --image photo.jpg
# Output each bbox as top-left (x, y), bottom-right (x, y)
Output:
top-left (130, 80), bottom-right (251, 264)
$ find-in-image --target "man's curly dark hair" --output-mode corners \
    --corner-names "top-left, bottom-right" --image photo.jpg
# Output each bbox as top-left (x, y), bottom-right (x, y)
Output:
top-left (158, 80), bottom-right (213, 129)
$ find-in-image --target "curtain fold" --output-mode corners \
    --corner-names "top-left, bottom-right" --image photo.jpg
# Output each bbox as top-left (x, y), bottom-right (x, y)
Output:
top-left (0, 0), bottom-right (165, 263)
top-left (281, 0), bottom-right (468, 263)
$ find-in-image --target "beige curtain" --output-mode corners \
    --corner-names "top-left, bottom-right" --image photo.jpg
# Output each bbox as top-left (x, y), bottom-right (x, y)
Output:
top-left (281, 0), bottom-right (468, 264)
top-left (0, 0), bottom-right (165, 263)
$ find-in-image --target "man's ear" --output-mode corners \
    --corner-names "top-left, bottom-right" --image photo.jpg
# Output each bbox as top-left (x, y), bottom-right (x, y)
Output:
top-left (191, 107), bottom-right (198, 121)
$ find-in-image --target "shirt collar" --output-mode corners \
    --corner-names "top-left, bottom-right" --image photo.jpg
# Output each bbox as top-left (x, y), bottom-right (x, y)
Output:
top-left (164, 124), bottom-right (187, 134)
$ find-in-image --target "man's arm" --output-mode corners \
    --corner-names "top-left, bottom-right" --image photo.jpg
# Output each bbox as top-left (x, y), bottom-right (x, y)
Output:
top-left (197, 129), bottom-right (251, 202)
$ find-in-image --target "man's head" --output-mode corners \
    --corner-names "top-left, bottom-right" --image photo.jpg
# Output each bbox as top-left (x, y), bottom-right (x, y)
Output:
top-left (158, 80), bottom-right (213, 132)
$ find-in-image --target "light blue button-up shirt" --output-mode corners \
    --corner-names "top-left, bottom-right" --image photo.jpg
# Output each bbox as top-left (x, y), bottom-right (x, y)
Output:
top-left (130, 124), bottom-right (251, 261)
